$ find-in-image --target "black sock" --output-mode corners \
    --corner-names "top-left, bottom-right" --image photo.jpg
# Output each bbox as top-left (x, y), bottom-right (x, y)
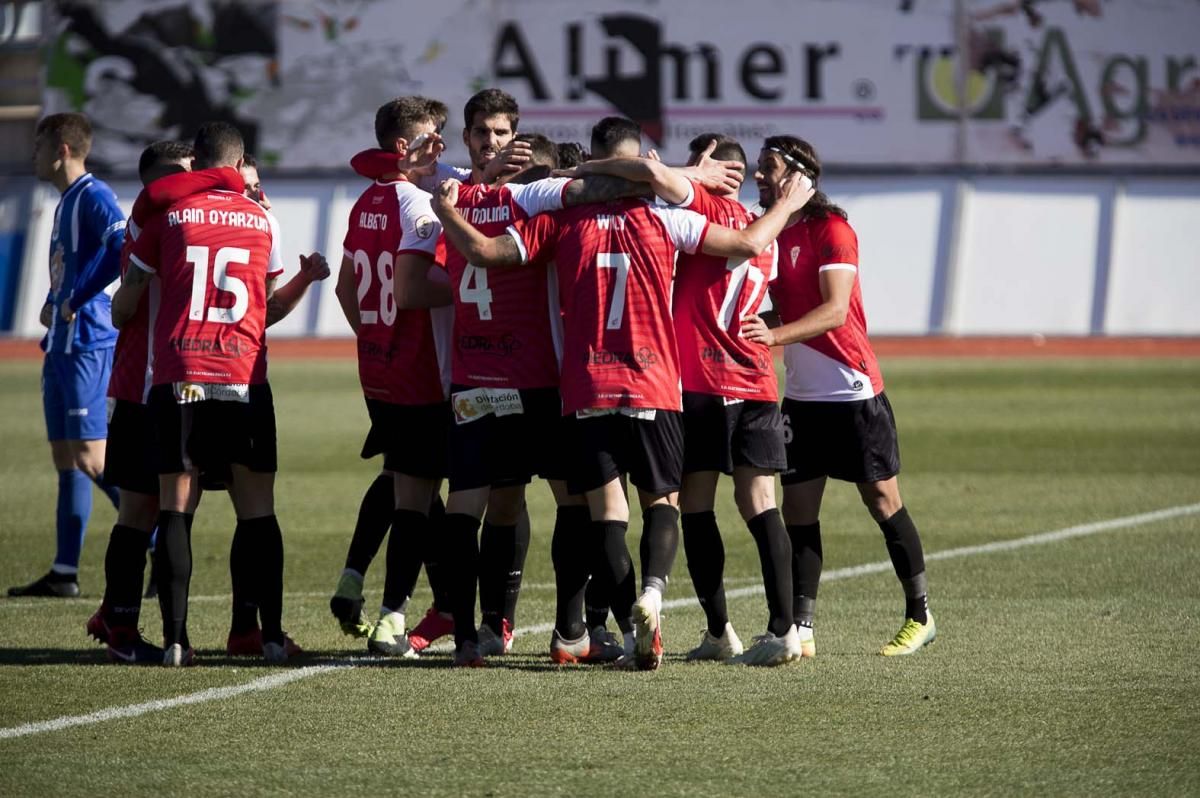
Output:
top-left (229, 521), bottom-right (259, 635)
top-left (551, 508), bottom-right (589, 640)
top-left (506, 513), bottom-right (530, 626)
top-left (103, 524), bottom-right (151, 628)
top-left (747, 509), bottom-right (794, 637)
top-left (878, 507), bottom-right (929, 623)
top-left (384, 509), bottom-right (428, 615)
top-left (155, 511), bottom-right (193, 648)
top-left (581, 509), bottom-right (611, 629)
top-left (238, 515), bottom-right (285, 644)
top-left (788, 522), bottom-right (822, 627)
top-left (345, 473), bottom-right (394, 576)
top-left (422, 498), bottom-right (451, 612)
top-left (681, 511), bottom-right (728, 637)
top-left (443, 512), bottom-right (480, 647)
top-left (599, 520), bottom-right (636, 631)
top-left (640, 505), bottom-right (680, 595)
top-left (478, 522), bottom-right (514, 633)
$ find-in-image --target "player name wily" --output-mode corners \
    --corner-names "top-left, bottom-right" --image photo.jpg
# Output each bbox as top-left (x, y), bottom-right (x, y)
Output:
top-left (168, 208), bottom-right (269, 231)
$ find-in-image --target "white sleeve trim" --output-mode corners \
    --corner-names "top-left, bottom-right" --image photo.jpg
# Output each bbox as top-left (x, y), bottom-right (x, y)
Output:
top-left (510, 177), bottom-right (570, 216)
top-left (648, 204), bottom-right (707, 254)
top-left (664, 180), bottom-right (695, 209)
top-left (818, 263), bottom-right (857, 273)
top-left (266, 210), bottom-right (286, 276)
top-left (130, 252), bottom-right (156, 274)
top-left (505, 225), bottom-right (529, 264)
top-left (101, 220), bottom-right (126, 246)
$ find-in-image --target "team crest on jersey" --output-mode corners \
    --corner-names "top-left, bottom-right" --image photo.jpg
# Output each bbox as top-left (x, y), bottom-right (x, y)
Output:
top-left (49, 243), bottom-right (65, 293)
top-left (415, 215), bottom-right (435, 239)
top-left (454, 395), bottom-right (480, 423)
top-left (789, 246), bottom-right (801, 268)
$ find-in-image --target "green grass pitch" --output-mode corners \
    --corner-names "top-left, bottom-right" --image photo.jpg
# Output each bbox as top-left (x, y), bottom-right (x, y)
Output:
top-left (1, 356), bottom-right (1198, 796)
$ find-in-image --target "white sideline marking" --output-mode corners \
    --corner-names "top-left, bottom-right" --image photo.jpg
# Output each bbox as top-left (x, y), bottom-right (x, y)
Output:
top-left (2, 501), bottom-right (1197, 740)
top-left (0, 666), bottom-right (343, 740)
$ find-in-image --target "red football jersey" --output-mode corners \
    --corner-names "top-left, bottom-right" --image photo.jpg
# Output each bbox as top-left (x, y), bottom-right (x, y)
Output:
top-left (130, 189), bottom-right (282, 386)
top-left (509, 198), bottom-right (709, 414)
top-left (674, 182), bottom-right (779, 402)
top-left (771, 214), bottom-right (884, 401)
top-left (444, 178), bottom-right (570, 389)
top-left (342, 178), bottom-right (451, 405)
top-left (108, 233), bottom-right (157, 403)
top-left (113, 169), bottom-right (248, 402)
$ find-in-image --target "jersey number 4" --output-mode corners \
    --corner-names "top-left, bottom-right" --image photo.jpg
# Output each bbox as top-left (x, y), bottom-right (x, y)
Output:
top-left (187, 245), bottom-right (249, 324)
top-left (459, 264), bottom-right (493, 320)
top-left (354, 249), bottom-right (396, 326)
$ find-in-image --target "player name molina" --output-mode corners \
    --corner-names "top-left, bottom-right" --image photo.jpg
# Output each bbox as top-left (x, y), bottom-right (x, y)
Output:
top-left (169, 335), bottom-right (245, 357)
top-left (585, 347), bottom-right (659, 368)
top-left (167, 207), bottom-right (270, 231)
top-left (457, 205), bottom-right (512, 225)
top-left (702, 346), bottom-right (768, 371)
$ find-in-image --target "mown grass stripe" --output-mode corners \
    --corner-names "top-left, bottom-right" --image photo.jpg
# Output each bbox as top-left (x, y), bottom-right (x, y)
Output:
top-left (2, 501), bottom-right (1197, 740)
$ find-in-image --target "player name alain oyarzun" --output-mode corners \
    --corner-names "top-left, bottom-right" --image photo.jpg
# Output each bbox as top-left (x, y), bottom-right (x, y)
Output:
top-left (168, 207), bottom-right (270, 231)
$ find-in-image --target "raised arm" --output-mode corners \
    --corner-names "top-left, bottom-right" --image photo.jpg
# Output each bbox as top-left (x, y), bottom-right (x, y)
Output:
top-left (699, 173), bottom-right (813, 260)
top-left (573, 142), bottom-right (741, 204)
top-left (266, 252), bottom-right (330, 327)
top-left (429, 179), bottom-right (524, 268)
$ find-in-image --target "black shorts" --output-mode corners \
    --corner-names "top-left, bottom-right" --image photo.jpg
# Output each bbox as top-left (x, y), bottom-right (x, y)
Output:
top-left (361, 398), bottom-right (449, 479)
top-left (149, 382), bottom-right (278, 475)
top-left (105, 398), bottom-right (158, 495)
top-left (780, 393), bottom-right (901, 485)
top-left (566, 410), bottom-right (684, 496)
top-left (682, 392), bottom-right (787, 475)
top-left (448, 385), bottom-right (565, 492)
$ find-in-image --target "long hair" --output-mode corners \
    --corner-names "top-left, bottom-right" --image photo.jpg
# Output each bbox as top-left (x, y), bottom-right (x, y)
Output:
top-left (762, 135), bottom-right (847, 222)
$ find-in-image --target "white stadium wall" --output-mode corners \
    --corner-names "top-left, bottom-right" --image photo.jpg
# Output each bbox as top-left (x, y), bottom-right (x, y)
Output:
top-left (6, 174), bottom-right (1200, 339)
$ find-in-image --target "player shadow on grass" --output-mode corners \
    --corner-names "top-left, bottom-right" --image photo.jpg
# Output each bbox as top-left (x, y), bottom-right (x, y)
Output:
top-left (0, 647), bottom-right (116, 666)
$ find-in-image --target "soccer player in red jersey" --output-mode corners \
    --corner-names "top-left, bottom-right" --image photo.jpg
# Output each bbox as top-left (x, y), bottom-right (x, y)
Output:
top-left (432, 167), bottom-right (812, 669)
top-left (741, 135), bottom-right (936, 657)
top-left (574, 133), bottom-right (804, 665)
top-left (333, 96), bottom-right (458, 661)
top-left (114, 122), bottom-right (325, 666)
top-left (88, 141), bottom-right (201, 664)
top-left (223, 153), bottom-right (328, 658)
top-left (332, 91), bottom-right (531, 654)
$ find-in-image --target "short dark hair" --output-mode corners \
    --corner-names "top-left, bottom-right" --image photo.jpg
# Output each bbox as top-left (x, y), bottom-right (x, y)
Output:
top-left (193, 121), bottom-right (244, 169)
top-left (241, 153), bottom-right (258, 169)
top-left (463, 88), bottom-right (519, 131)
top-left (515, 133), bottom-right (558, 169)
top-left (590, 117), bottom-right (641, 159)
top-left (556, 141), bottom-right (589, 170)
top-left (138, 140), bottom-right (193, 182)
top-left (688, 133), bottom-right (746, 169)
top-left (375, 95), bottom-right (448, 150)
top-left (35, 112), bottom-right (92, 159)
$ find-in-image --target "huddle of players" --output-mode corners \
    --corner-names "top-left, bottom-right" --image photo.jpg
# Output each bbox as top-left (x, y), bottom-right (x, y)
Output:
top-left (85, 123), bottom-right (329, 666)
top-left (324, 89), bottom-right (936, 670)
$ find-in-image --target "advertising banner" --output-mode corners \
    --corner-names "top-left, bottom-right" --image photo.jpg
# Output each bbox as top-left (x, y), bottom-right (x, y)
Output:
top-left (42, 0), bottom-right (1200, 171)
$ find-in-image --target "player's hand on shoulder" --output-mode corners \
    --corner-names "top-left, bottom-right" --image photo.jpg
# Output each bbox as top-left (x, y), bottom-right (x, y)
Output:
top-left (299, 252), bottom-right (331, 282)
top-left (483, 139), bottom-right (532, 183)
top-left (740, 313), bottom-right (776, 346)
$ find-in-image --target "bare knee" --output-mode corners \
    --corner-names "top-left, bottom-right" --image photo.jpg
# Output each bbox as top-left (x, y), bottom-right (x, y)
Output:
top-left (858, 478), bottom-right (903, 523)
top-left (732, 470), bottom-right (776, 521)
top-left (117, 490), bottom-right (159, 532)
top-left (483, 486), bottom-right (525, 526)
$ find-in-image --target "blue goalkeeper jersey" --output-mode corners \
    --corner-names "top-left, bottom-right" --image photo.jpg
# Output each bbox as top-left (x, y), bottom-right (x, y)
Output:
top-left (42, 172), bottom-right (126, 354)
